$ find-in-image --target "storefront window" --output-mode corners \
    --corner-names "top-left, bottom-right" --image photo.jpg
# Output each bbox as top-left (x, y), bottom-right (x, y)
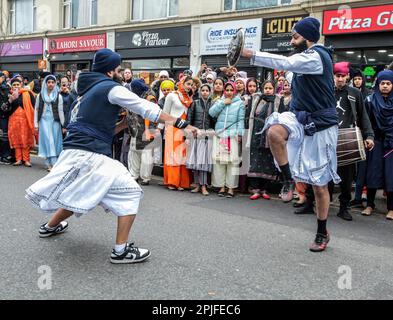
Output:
top-left (334, 48), bottom-right (393, 88)
top-left (122, 57), bottom-right (190, 85)
top-left (224, 0), bottom-right (291, 11)
top-left (124, 59), bottom-right (171, 70)
top-left (132, 0), bottom-right (179, 20)
top-left (52, 62), bottom-right (90, 78)
top-left (173, 57), bottom-right (190, 69)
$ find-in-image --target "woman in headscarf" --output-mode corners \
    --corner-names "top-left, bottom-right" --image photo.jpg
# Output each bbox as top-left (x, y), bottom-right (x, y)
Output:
top-left (246, 80), bottom-right (286, 201)
top-left (209, 81), bottom-right (245, 198)
top-left (186, 83), bottom-right (215, 196)
top-left (34, 75), bottom-right (64, 171)
top-left (159, 76), bottom-right (194, 191)
top-left (6, 78), bottom-right (36, 167)
top-left (362, 70), bottom-right (393, 220)
top-left (235, 78), bottom-right (247, 98)
top-left (239, 77), bottom-right (259, 194)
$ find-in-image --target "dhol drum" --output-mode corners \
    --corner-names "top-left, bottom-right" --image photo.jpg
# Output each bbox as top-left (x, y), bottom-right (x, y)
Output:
top-left (337, 127), bottom-right (366, 167)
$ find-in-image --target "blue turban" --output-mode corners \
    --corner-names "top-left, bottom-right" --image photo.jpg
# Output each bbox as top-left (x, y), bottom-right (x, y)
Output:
top-left (131, 79), bottom-right (149, 98)
top-left (92, 49), bottom-right (121, 74)
top-left (376, 70), bottom-right (393, 86)
top-left (292, 17), bottom-right (321, 43)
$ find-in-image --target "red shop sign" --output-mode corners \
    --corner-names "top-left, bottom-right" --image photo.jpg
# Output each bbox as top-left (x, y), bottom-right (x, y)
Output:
top-left (49, 34), bottom-right (106, 53)
top-left (323, 4), bottom-right (393, 35)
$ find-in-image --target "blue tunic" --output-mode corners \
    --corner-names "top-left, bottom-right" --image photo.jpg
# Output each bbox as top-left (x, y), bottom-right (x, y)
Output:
top-left (38, 102), bottom-right (63, 159)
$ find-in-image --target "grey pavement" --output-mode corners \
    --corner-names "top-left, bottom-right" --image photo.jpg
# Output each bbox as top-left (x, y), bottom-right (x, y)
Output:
top-left (1, 156), bottom-right (392, 300)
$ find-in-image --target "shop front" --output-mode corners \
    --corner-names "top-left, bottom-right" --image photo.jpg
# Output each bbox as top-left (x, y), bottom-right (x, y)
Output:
top-left (115, 26), bottom-right (191, 85)
top-left (0, 39), bottom-right (43, 80)
top-left (48, 33), bottom-right (107, 80)
top-left (200, 19), bottom-right (262, 81)
top-left (323, 4), bottom-right (393, 87)
top-left (261, 15), bottom-right (308, 80)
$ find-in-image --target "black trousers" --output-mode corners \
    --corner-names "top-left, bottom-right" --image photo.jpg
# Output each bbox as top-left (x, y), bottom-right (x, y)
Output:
top-left (329, 164), bottom-right (356, 209)
top-left (367, 189), bottom-right (393, 211)
top-left (249, 177), bottom-right (268, 193)
top-left (0, 118), bottom-right (12, 159)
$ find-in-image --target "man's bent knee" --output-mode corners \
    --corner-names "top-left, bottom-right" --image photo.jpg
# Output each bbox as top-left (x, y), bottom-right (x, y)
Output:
top-left (268, 125), bottom-right (288, 143)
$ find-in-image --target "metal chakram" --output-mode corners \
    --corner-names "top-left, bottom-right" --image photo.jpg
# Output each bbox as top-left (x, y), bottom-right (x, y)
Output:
top-left (227, 28), bottom-right (245, 67)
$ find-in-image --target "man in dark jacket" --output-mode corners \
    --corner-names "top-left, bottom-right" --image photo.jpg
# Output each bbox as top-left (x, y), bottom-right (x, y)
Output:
top-left (0, 72), bottom-right (13, 164)
top-left (332, 62), bottom-right (375, 221)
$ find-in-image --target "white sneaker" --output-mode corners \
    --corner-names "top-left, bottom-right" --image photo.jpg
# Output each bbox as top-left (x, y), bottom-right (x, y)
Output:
top-left (110, 243), bottom-right (151, 264)
top-left (39, 221), bottom-right (68, 238)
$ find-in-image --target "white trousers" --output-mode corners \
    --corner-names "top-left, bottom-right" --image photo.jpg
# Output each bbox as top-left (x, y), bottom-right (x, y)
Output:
top-left (128, 144), bottom-right (154, 182)
top-left (212, 163), bottom-right (239, 189)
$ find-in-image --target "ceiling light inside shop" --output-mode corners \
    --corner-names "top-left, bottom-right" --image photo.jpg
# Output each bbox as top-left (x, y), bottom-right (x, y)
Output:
top-left (389, 54), bottom-right (393, 57)
top-left (358, 55), bottom-right (361, 58)
top-left (378, 50), bottom-right (387, 53)
top-left (369, 58), bottom-right (376, 61)
top-left (346, 51), bottom-right (355, 54)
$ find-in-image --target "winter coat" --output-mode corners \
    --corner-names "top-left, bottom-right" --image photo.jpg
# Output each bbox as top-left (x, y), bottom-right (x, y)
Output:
top-left (209, 95), bottom-right (245, 138)
top-left (186, 97), bottom-right (214, 130)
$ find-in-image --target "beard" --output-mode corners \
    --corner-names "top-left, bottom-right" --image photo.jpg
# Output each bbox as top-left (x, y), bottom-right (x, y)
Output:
top-left (290, 39), bottom-right (308, 56)
top-left (112, 74), bottom-right (123, 84)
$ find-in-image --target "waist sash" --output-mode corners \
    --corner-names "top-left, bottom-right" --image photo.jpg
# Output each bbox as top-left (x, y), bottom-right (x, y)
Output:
top-left (294, 108), bottom-right (338, 136)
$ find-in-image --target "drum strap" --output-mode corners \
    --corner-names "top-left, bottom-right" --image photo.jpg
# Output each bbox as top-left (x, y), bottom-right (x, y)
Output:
top-left (348, 94), bottom-right (358, 127)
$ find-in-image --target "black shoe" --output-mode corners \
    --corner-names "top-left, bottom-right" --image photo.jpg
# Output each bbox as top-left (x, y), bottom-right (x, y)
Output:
top-left (310, 232), bottom-right (330, 252)
top-left (218, 191), bottom-right (226, 197)
top-left (39, 221), bottom-right (69, 238)
top-left (293, 201), bottom-right (306, 208)
top-left (294, 202), bottom-right (315, 215)
top-left (0, 157), bottom-right (12, 165)
top-left (349, 199), bottom-right (364, 208)
top-left (226, 192), bottom-right (235, 198)
top-left (337, 208), bottom-right (353, 221)
top-left (110, 243), bottom-right (151, 264)
top-left (140, 180), bottom-right (150, 186)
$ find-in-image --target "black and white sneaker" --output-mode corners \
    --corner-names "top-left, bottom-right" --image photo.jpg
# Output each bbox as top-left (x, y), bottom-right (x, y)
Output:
top-left (39, 221), bottom-right (69, 238)
top-left (110, 243), bottom-right (151, 264)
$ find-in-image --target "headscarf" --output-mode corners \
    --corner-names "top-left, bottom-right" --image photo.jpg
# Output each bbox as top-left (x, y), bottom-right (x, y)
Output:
top-left (224, 81), bottom-right (237, 96)
top-left (371, 70), bottom-right (393, 148)
top-left (160, 80), bottom-right (175, 91)
top-left (235, 78), bottom-right (247, 89)
top-left (175, 79), bottom-right (193, 108)
top-left (41, 75), bottom-right (59, 104)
